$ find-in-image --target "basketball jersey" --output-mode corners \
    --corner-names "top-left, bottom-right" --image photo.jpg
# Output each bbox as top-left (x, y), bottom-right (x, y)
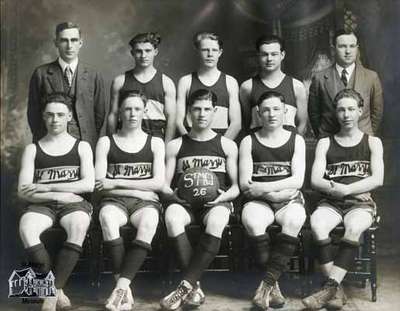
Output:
top-left (249, 75), bottom-right (296, 131)
top-left (186, 72), bottom-right (230, 134)
top-left (173, 134), bottom-right (229, 190)
top-left (120, 70), bottom-right (166, 138)
top-left (324, 134), bottom-right (371, 185)
top-left (106, 134), bottom-right (153, 180)
top-left (34, 140), bottom-right (80, 184)
top-left (251, 131), bottom-right (296, 182)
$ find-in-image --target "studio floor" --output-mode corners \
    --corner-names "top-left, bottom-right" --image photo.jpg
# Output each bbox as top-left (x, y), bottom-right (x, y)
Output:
top-left (1, 254), bottom-right (399, 311)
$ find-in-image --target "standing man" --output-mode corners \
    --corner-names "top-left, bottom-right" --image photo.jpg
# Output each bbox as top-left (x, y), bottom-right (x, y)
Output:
top-left (240, 35), bottom-right (308, 136)
top-left (308, 29), bottom-right (383, 138)
top-left (239, 91), bottom-right (306, 310)
top-left (18, 93), bottom-right (94, 311)
top-left (302, 89), bottom-right (384, 310)
top-left (160, 89), bottom-right (239, 310)
top-left (175, 32), bottom-right (241, 140)
top-left (107, 32), bottom-right (176, 142)
top-left (95, 91), bottom-right (165, 310)
top-left (27, 22), bottom-right (106, 149)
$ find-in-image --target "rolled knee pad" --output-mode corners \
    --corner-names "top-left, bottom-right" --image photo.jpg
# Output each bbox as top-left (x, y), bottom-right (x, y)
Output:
top-left (316, 238), bottom-right (334, 264)
top-left (131, 239), bottom-right (152, 252)
top-left (334, 239), bottom-right (359, 271)
top-left (251, 233), bottom-right (270, 268)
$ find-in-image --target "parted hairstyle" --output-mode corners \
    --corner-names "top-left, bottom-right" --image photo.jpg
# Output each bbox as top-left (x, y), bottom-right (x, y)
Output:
top-left (255, 34), bottom-right (285, 51)
top-left (129, 32), bottom-right (161, 49)
top-left (193, 32), bottom-right (223, 49)
top-left (188, 89), bottom-right (218, 107)
top-left (55, 22), bottom-right (81, 38)
top-left (118, 90), bottom-right (148, 108)
top-left (333, 29), bottom-right (359, 46)
top-left (45, 92), bottom-right (73, 111)
top-left (333, 89), bottom-right (364, 108)
top-left (257, 91), bottom-right (286, 107)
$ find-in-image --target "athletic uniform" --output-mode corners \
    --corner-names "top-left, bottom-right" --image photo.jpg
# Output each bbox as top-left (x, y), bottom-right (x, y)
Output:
top-left (171, 134), bottom-right (232, 220)
top-left (185, 72), bottom-right (230, 135)
top-left (319, 134), bottom-right (375, 216)
top-left (249, 75), bottom-right (297, 132)
top-left (99, 134), bottom-right (161, 215)
top-left (120, 70), bottom-right (166, 138)
top-left (244, 131), bottom-right (304, 214)
top-left (24, 140), bottom-right (92, 221)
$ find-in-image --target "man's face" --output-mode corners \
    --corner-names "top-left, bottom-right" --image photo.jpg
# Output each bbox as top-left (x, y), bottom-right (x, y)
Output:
top-left (258, 97), bottom-right (286, 129)
top-left (197, 38), bottom-right (222, 68)
top-left (336, 97), bottom-right (362, 129)
top-left (189, 99), bottom-right (216, 130)
top-left (131, 42), bottom-right (158, 68)
top-left (120, 97), bottom-right (146, 129)
top-left (43, 102), bottom-right (71, 135)
top-left (258, 43), bottom-right (284, 72)
top-left (335, 34), bottom-right (358, 67)
top-left (54, 28), bottom-right (82, 63)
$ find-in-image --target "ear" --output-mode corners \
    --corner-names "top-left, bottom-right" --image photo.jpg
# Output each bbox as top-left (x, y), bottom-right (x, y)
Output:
top-left (54, 38), bottom-right (58, 48)
top-left (213, 106), bottom-right (218, 113)
top-left (154, 48), bottom-right (159, 56)
top-left (218, 48), bottom-right (223, 56)
top-left (281, 50), bottom-right (286, 60)
top-left (67, 111), bottom-right (73, 122)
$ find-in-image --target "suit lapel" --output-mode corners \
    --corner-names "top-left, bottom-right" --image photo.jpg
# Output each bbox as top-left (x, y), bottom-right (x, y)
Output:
top-left (76, 62), bottom-right (88, 99)
top-left (46, 61), bottom-right (64, 92)
top-left (323, 66), bottom-right (339, 102)
top-left (353, 63), bottom-right (366, 95)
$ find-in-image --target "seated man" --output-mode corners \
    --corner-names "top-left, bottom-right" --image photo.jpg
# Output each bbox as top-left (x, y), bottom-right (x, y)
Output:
top-left (302, 89), bottom-right (384, 310)
top-left (95, 91), bottom-right (165, 310)
top-left (239, 91), bottom-right (306, 310)
top-left (160, 89), bottom-right (239, 310)
top-left (18, 93), bottom-right (94, 311)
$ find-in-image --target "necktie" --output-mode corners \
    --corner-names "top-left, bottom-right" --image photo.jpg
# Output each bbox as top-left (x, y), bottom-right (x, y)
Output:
top-left (64, 66), bottom-right (73, 87)
top-left (341, 68), bottom-right (348, 87)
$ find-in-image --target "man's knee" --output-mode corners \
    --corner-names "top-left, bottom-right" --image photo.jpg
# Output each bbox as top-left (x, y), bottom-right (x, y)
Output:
top-left (242, 215), bottom-right (270, 236)
top-left (164, 204), bottom-right (188, 235)
top-left (63, 213), bottom-right (91, 238)
top-left (310, 213), bottom-right (330, 235)
top-left (138, 210), bottom-right (159, 235)
top-left (99, 208), bottom-right (120, 231)
top-left (205, 209), bottom-right (229, 236)
top-left (280, 206), bottom-right (306, 233)
top-left (343, 223), bottom-right (367, 241)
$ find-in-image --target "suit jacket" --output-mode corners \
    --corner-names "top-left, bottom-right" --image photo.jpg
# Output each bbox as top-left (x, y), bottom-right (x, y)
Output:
top-left (27, 60), bottom-right (106, 148)
top-left (308, 63), bottom-right (383, 138)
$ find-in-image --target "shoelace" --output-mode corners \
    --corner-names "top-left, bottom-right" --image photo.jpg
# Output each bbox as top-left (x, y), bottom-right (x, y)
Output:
top-left (169, 285), bottom-right (189, 303)
top-left (112, 289), bottom-right (126, 307)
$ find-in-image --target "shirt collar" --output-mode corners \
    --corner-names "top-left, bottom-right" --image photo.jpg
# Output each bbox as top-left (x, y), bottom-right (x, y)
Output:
top-left (58, 57), bottom-right (79, 74)
top-left (336, 62), bottom-right (355, 78)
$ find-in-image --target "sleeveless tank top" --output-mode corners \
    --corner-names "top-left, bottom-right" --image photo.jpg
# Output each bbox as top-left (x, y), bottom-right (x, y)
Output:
top-left (325, 134), bottom-right (371, 185)
top-left (34, 140), bottom-right (80, 184)
top-left (120, 69), bottom-right (166, 138)
top-left (251, 131), bottom-right (296, 182)
top-left (106, 134), bottom-right (153, 180)
top-left (173, 134), bottom-right (229, 190)
top-left (186, 72), bottom-right (230, 134)
top-left (250, 75), bottom-right (296, 130)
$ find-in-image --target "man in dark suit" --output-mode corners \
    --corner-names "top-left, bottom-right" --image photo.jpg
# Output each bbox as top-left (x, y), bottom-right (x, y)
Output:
top-left (27, 22), bottom-right (106, 149)
top-left (308, 29), bottom-right (383, 138)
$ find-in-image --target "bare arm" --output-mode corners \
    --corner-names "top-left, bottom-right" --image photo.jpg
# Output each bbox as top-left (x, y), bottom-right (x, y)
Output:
top-left (293, 78), bottom-right (308, 136)
top-left (224, 75), bottom-right (241, 140)
top-left (239, 79), bottom-right (253, 136)
top-left (162, 74), bottom-right (177, 143)
top-left (238, 135), bottom-right (253, 190)
top-left (164, 138), bottom-right (181, 189)
top-left (176, 75), bottom-right (191, 136)
top-left (107, 75), bottom-right (125, 135)
top-left (310, 137), bottom-right (333, 193)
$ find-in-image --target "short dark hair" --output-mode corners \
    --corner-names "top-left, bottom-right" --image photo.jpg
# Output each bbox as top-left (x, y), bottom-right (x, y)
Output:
top-left (119, 90), bottom-right (147, 108)
top-left (188, 89), bottom-right (217, 107)
top-left (45, 92), bottom-right (73, 111)
top-left (333, 29), bottom-right (358, 46)
top-left (129, 32), bottom-right (161, 49)
top-left (334, 89), bottom-right (364, 108)
top-left (255, 34), bottom-right (285, 51)
top-left (257, 91), bottom-right (286, 107)
top-left (193, 32), bottom-right (223, 49)
top-left (55, 22), bottom-right (81, 38)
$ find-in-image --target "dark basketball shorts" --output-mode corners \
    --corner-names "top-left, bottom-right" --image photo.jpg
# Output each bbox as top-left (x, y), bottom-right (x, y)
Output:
top-left (99, 196), bottom-right (162, 217)
top-left (317, 196), bottom-right (376, 218)
top-left (23, 199), bottom-right (93, 222)
top-left (243, 191), bottom-right (305, 217)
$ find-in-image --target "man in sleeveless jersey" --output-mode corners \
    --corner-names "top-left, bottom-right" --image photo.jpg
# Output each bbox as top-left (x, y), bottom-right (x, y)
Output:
top-left (240, 35), bottom-right (308, 136)
top-left (96, 91), bottom-right (165, 310)
top-left (18, 93), bottom-right (94, 311)
top-left (302, 89), bottom-right (383, 310)
top-left (239, 91), bottom-right (306, 310)
top-left (175, 32), bottom-right (241, 140)
top-left (108, 32), bottom-right (176, 142)
top-left (160, 89), bottom-right (239, 310)
top-left (27, 22), bottom-right (106, 150)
